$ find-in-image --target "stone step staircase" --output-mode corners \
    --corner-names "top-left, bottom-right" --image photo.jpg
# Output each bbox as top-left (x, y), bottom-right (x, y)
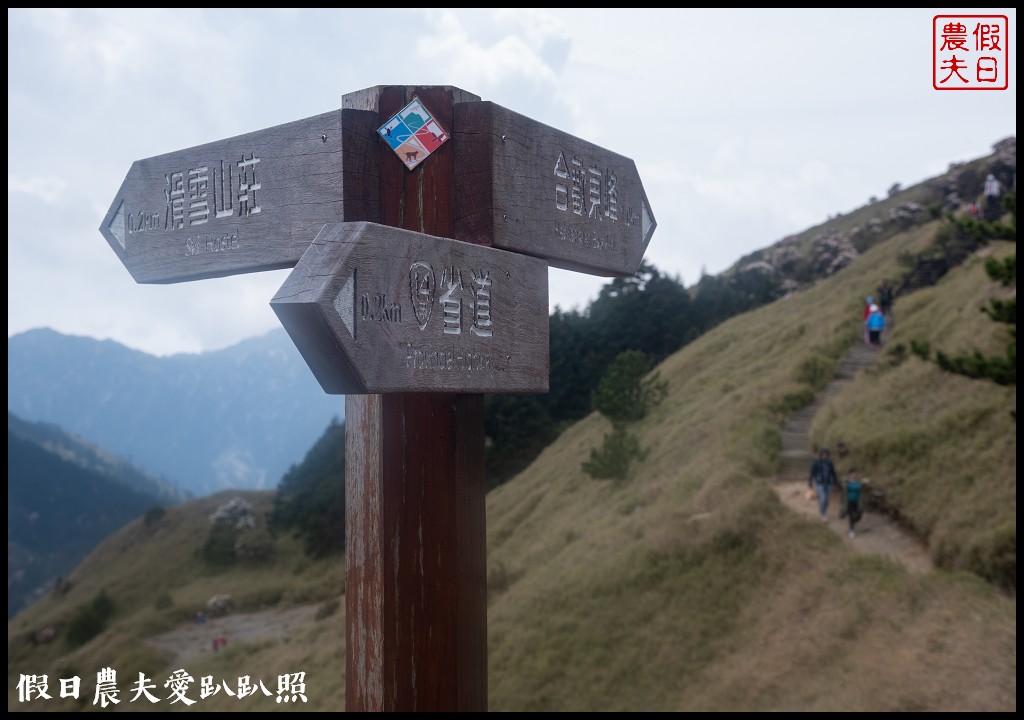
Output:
top-left (897, 258), bottom-right (950, 296)
top-left (896, 234), bottom-right (980, 298)
top-left (772, 328), bottom-right (935, 574)
top-left (778, 338), bottom-right (881, 483)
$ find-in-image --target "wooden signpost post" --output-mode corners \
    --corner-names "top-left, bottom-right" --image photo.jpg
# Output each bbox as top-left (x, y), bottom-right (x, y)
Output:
top-left (100, 83), bottom-right (657, 713)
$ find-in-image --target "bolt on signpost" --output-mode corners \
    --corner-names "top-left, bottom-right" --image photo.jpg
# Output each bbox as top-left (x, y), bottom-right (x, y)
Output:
top-left (100, 84), bottom-right (656, 712)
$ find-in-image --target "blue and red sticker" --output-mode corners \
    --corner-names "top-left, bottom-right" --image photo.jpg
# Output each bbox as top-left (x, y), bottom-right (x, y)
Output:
top-left (378, 98), bottom-right (450, 171)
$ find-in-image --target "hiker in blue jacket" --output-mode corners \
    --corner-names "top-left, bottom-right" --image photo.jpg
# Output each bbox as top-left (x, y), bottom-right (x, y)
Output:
top-left (808, 447), bottom-right (839, 522)
top-left (865, 302), bottom-right (885, 348)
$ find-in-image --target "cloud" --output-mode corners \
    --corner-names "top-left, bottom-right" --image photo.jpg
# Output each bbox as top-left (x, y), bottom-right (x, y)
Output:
top-left (416, 9), bottom-right (568, 91)
top-left (8, 175), bottom-right (67, 204)
top-left (20, 8), bottom-right (145, 85)
top-left (7, 8), bottom-right (1016, 357)
top-left (15, 8), bottom-right (254, 116)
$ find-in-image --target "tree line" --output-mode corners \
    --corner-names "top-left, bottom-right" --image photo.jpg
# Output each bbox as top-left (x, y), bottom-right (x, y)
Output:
top-left (271, 258), bottom-right (790, 560)
top-left (484, 260), bottom-right (784, 486)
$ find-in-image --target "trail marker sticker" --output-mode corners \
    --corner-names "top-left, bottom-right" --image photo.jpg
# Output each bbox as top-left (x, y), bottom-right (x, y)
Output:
top-left (377, 97), bottom-right (450, 170)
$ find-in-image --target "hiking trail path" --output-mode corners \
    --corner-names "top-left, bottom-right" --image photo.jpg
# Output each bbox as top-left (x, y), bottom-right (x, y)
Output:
top-left (773, 335), bottom-right (934, 574)
top-left (147, 333), bottom-right (936, 667)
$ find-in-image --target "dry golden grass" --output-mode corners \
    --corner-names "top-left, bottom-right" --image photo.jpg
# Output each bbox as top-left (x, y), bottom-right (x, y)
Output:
top-left (8, 217), bottom-right (1016, 712)
top-left (812, 241), bottom-right (1016, 583)
top-left (485, 220), bottom-right (1015, 711)
top-left (8, 491), bottom-right (346, 712)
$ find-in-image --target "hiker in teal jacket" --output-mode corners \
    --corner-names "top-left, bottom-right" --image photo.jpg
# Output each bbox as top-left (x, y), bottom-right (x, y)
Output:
top-left (840, 468), bottom-right (868, 538)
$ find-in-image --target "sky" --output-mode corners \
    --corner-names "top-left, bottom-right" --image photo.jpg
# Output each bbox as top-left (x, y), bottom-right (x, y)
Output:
top-left (8, 8), bottom-right (1017, 357)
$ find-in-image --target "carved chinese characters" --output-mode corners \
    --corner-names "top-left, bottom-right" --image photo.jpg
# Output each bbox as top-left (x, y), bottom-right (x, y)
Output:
top-left (100, 110), bottom-right (379, 283)
top-left (454, 101), bottom-right (656, 277)
top-left (270, 222), bottom-right (548, 394)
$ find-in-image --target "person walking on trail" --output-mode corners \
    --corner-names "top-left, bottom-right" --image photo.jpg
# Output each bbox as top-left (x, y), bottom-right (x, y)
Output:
top-left (839, 468), bottom-right (868, 538)
top-left (983, 173), bottom-right (1002, 221)
top-left (877, 280), bottom-right (894, 319)
top-left (865, 302), bottom-right (885, 348)
top-left (808, 448), bottom-right (839, 523)
top-left (862, 296), bottom-right (874, 344)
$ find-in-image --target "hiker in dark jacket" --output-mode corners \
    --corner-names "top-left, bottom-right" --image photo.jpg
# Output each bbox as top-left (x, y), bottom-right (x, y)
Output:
top-left (808, 447), bottom-right (839, 522)
top-left (877, 280), bottom-right (894, 318)
top-left (840, 468), bottom-right (868, 538)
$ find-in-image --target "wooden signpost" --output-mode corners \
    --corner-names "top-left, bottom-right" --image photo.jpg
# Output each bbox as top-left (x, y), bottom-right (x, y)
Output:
top-left (454, 101), bottom-right (656, 277)
top-left (270, 221), bottom-right (548, 395)
top-left (99, 110), bottom-right (380, 283)
top-left (100, 83), bottom-right (657, 713)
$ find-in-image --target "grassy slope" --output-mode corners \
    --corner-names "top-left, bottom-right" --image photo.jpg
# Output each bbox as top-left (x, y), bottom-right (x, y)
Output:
top-left (812, 240), bottom-right (1016, 586)
top-left (486, 219), bottom-right (1015, 711)
top-left (8, 221), bottom-right (1015, 713)
top-left (8, 491), bottom-right (346, 712)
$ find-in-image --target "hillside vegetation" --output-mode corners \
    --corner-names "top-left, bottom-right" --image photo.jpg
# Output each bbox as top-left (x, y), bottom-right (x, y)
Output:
top-left (8, 150), bottom-right (1015, 712)
top-left (8, 491), bottom-right (345, 713)
top-left (8, 413), bottom-right (189, 619)
top-left (485, 217), bottom-right (1015, 710)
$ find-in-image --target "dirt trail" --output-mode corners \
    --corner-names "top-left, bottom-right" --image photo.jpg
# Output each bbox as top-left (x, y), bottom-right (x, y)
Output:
top-left (144, 335), bottom-right (935, 667)
top-left (146, 602), bottom-right (328, 667)
top-left (773, 331), bottom-right (934, 575)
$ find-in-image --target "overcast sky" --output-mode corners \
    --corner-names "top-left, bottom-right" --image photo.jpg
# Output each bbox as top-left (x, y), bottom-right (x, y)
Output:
top-left (8, 8), bottom-right (1017, 357)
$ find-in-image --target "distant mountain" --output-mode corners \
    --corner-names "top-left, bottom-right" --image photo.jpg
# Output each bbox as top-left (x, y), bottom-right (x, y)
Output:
top-left (7, 412), bottom-right (188, 618)
top-left (7, 412), bottom-right (189, 505)
top-left (7, 328), bottom-right (343, 496)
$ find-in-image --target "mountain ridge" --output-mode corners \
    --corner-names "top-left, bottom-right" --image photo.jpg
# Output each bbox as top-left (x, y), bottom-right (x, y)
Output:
top-left (7, 326), bottom-right (343, 497)
top-left (7, 411), bottom-right (188, 618)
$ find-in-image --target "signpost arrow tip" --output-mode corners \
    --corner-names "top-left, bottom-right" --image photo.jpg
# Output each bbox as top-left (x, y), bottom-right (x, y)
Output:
top-left (334, 272), bottom-right (356, 339)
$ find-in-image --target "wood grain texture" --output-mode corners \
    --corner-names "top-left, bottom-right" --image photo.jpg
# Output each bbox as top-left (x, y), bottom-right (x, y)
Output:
top-left (454, 101), bottom-right (657, 277)
top-left (342, 85), bottom-right (480, 239)
top-left (270, 221), bottom-right (549, 394)
top-left (345, 393), bottom-right (486, 712)
top-left (341, 85), bottom-right (490, 713)
top-left (100, 109), bottom-right (380, 283)
top-left (344, 394), bottom-right (384, 710)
